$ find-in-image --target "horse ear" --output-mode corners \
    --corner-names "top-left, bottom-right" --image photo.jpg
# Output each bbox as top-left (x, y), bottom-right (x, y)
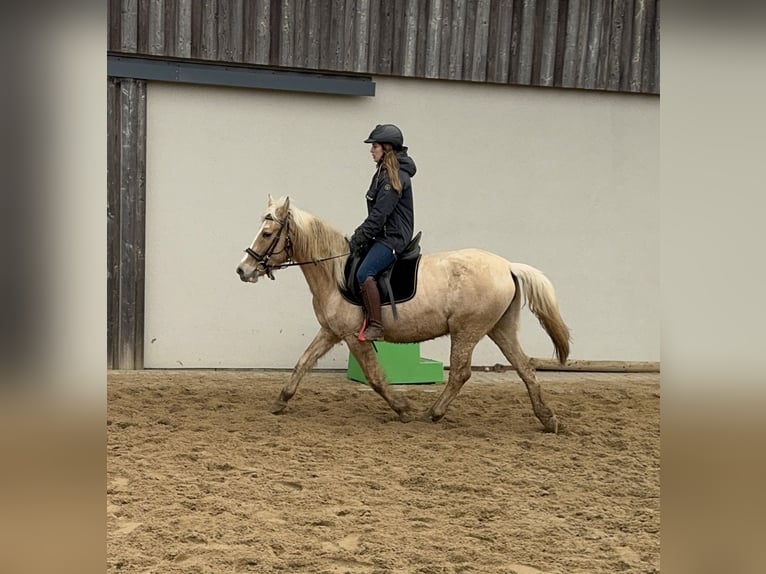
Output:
top-left (267, 194), bottom-right (274, 207)
top-left (276, 196), bottom-right (290, 219)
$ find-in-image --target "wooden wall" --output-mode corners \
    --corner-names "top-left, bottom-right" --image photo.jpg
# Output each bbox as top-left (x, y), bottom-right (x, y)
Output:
top-left (108, 78), bottom-right (147, 370)
top-left (108, 0), bottom-right (660, 94)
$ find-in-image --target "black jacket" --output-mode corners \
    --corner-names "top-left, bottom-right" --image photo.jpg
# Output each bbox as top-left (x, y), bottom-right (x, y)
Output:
top-left (351, 151), bottom-right (416, 255)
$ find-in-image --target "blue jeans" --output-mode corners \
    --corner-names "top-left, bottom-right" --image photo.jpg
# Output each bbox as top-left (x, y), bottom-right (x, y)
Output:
top-left (356, 241), bottom-right (396, 286)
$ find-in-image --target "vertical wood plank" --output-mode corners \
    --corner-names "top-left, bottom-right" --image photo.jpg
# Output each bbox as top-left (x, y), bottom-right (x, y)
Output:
top-left (343, 0), bottom-right (356, 72)
top-left (392, 0), bottom-right (405, 74)
top-left (355, 0), bottom-right (370, 72)
top-left (574, 0), bottom-right (590, 87)
top-left (269, 0), bottom-right (281, 65)
top-left (470, 0), bottom-right (490, 81)
top-left (606, 0), bottom-right (625, 90)
top-left (437, 0), bottom-right (452, 77)
top-left (618, 0), bottom-right (633, 90)
top-left (148, 0), bottom-right (165, 54)
top-left (191, 0), bottom-right (202, 58)
top-left (553, 0), bottom-right (568, 86)
top-left (218, 0), bottom-right (231, 60)
top-left (402, 0), bottom-right (418, 76)
top-left (122, 0), bottom-right (138, 52)
top-left (448, 0), bottom-right (466, 79)
top-left (252, 0), bottom-right (270, 64)
top-left (280, 0), bottom-right (295, 66)
top-left (201, 0), bottom-right (218, 60)
top-left (118, 80), bottom-right (138, 370)
top-left (509, 0), bottom-right (523, 82)
top-left (319, 0), bottom-right (332, 68)
top-left (307, 0), bottom-right (321, 67)
top-left (629, 0), bottom-right (646, 91)
top-left (595, 0), bottom-right (611, 87)
top-left (561, 0), bottom-right (580, 87)
top-left (243, 0), bottom-right (254, 61)
top-left (330, 0), bottom-right (345, 70)
top-left (133, 81), bottom-right (147, 369)
top-left (294, 0), bottom-right (307, 68)
top-left (379, 0), bottom-right (395, 73)
top-left (415, 0), bottom-right (428, 77)
top-left (652, 0), bottom-right (659, 92)
top-left (640, 0), bottom-right (656, 92)
top-left (138, 0), bottom-right (150, 52)
top-left (582, 0), bottom-right (603, 89)
top-left (517, 0), bottom-right (537, 84)
top-left (488, 0), bottom-right (513, 83)
top-left (107, 80), bottom-right (121, 368)
top-left (538, 0), bottom-right (558, 85)
top-left (176, 0), bottom-right (191, 57)
top-left (461, 0), bottom-right (476, 80)
top-left (343, 0), bottom-right (356, 71)
top-left (163, 0), bottom-right (177, 56)
top-left (471, 0), bottom-right (491, 82)
top-left (231, 0), bottom-right (244, 61)
top-left (425, 0), bottom-right (443, 78)
top-left (110, 0), bottom-right (122, 51)
top-left (486, 0), bottom-right (501, 81)
top-left (367, 0), bottom-right (380, 72)
top-left (530, 0), bottom-right (545, 84)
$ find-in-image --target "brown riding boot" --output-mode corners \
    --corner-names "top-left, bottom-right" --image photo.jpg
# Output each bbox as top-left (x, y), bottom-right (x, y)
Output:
top-left (360, 277), bottom-right (385, 341)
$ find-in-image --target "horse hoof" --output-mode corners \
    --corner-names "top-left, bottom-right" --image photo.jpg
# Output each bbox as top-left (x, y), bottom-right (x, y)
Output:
top-left (398, 411), bottom-right (415, 423)
top-left (430, 412), bottom-right (444, 423)
top-left (544, 416), bottom-right (559, 434)
top-left (271, 400), bottom-right (288, 415)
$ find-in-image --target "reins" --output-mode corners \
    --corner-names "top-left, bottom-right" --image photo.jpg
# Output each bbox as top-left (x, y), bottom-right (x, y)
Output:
top-left (269, 252), bottom-right (350, 270)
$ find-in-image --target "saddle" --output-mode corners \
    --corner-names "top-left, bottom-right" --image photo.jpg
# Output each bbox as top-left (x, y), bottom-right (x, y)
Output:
top-left (341, 232), bottom-right (422, 319)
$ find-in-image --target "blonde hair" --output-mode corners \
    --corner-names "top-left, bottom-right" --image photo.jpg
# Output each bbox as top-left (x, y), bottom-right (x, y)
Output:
top-left (381, 143), bottom-right (402, 193)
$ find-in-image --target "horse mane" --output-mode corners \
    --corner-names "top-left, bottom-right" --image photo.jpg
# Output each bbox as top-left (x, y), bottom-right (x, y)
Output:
top-left (266, 198), bottom-right (349, 289)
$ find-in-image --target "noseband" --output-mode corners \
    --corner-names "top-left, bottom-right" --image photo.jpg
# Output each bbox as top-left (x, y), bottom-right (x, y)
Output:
top-left (244, 213), bottom-right (293, 280)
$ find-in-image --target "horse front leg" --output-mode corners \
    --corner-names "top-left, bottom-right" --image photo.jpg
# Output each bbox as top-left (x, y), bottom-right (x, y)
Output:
top-left (271, 328), bottom-right (340, 414)
top-left (345, 336), bottom-right (414, 422)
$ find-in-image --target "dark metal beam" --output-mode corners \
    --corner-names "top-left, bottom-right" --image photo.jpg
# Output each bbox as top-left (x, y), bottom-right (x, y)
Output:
top-left (107, 55), bottom-right (376, 97)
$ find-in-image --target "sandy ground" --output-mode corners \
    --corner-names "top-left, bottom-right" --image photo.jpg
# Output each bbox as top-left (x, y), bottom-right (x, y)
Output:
top-left (107, 369), bottom-right (660, 574)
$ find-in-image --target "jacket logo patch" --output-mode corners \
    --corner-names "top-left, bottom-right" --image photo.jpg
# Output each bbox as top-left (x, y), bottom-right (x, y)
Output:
top-left (384, 184), bottom-right (391, 191)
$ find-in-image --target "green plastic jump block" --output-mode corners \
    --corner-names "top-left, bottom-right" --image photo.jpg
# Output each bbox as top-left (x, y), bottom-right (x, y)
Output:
top-left (347, 342), bottom-right (444, 385)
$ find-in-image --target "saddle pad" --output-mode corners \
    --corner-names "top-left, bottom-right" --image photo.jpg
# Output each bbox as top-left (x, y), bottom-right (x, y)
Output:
top-left (340, 255), bottom-right (422, 307)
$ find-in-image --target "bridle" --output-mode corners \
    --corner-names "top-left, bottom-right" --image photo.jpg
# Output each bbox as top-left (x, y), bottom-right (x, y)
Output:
top-left (244, 213), bottom-right (293, 279)
top-left (243, 212), bottom-right (349, 280)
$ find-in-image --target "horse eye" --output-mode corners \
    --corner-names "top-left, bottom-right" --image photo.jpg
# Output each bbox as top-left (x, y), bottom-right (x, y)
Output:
top-left (262, 231), bottom-right (272, 238)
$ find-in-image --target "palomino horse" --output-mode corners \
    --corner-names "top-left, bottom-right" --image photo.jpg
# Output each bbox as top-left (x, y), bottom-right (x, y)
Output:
top-left (236, 196), bottom-right (570, 432)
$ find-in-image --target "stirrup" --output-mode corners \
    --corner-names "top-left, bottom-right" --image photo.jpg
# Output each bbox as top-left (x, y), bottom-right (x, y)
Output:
top-left (362, 322), bottom-right (384, 342)
top-left (356, 318), bottom-right (384, 342)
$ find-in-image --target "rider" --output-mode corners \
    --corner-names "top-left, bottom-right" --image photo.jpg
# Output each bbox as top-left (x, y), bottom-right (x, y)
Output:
top-left (348, 123), bottom-right (417, 342)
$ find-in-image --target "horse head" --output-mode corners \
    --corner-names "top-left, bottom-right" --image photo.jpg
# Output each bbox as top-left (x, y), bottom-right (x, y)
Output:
top-left (236, 195), bottom-right (292, 282)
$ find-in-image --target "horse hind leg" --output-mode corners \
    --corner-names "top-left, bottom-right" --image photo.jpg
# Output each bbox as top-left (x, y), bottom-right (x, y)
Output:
top-left (271, 328), bottom-right (340, 414)
top-left (424, 336), bottom-right (477, 422)
top-left (488, 304), bottom-right (560, 433)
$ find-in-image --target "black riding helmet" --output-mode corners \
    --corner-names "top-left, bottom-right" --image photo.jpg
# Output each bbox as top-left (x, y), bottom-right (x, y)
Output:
top-left (364, 124), bottom-right (404, 150)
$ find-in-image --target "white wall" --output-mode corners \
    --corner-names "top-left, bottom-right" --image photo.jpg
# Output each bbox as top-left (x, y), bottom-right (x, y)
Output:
top-left (143, 77), bottom-right (658, 368)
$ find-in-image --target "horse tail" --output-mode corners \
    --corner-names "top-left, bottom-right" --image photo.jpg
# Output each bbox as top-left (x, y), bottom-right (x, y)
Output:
top-left (510, 263), bottom-right (571, 364)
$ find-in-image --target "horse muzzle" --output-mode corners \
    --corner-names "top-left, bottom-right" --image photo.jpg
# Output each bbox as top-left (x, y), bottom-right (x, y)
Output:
top-left (236, 265), bottom-right (260, 283)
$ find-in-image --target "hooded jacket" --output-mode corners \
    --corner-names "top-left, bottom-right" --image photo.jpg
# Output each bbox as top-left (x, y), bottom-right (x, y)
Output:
top-left (351, 151), bottom-right (417, 255)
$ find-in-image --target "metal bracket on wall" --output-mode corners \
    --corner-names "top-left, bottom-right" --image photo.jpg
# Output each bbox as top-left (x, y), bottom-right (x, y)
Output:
top-left (107, 54), bottom-right (376, 97)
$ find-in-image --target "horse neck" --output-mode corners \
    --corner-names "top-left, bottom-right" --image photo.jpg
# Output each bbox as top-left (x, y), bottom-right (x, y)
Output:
top-left (290, 214), bottom-right (346, 298)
